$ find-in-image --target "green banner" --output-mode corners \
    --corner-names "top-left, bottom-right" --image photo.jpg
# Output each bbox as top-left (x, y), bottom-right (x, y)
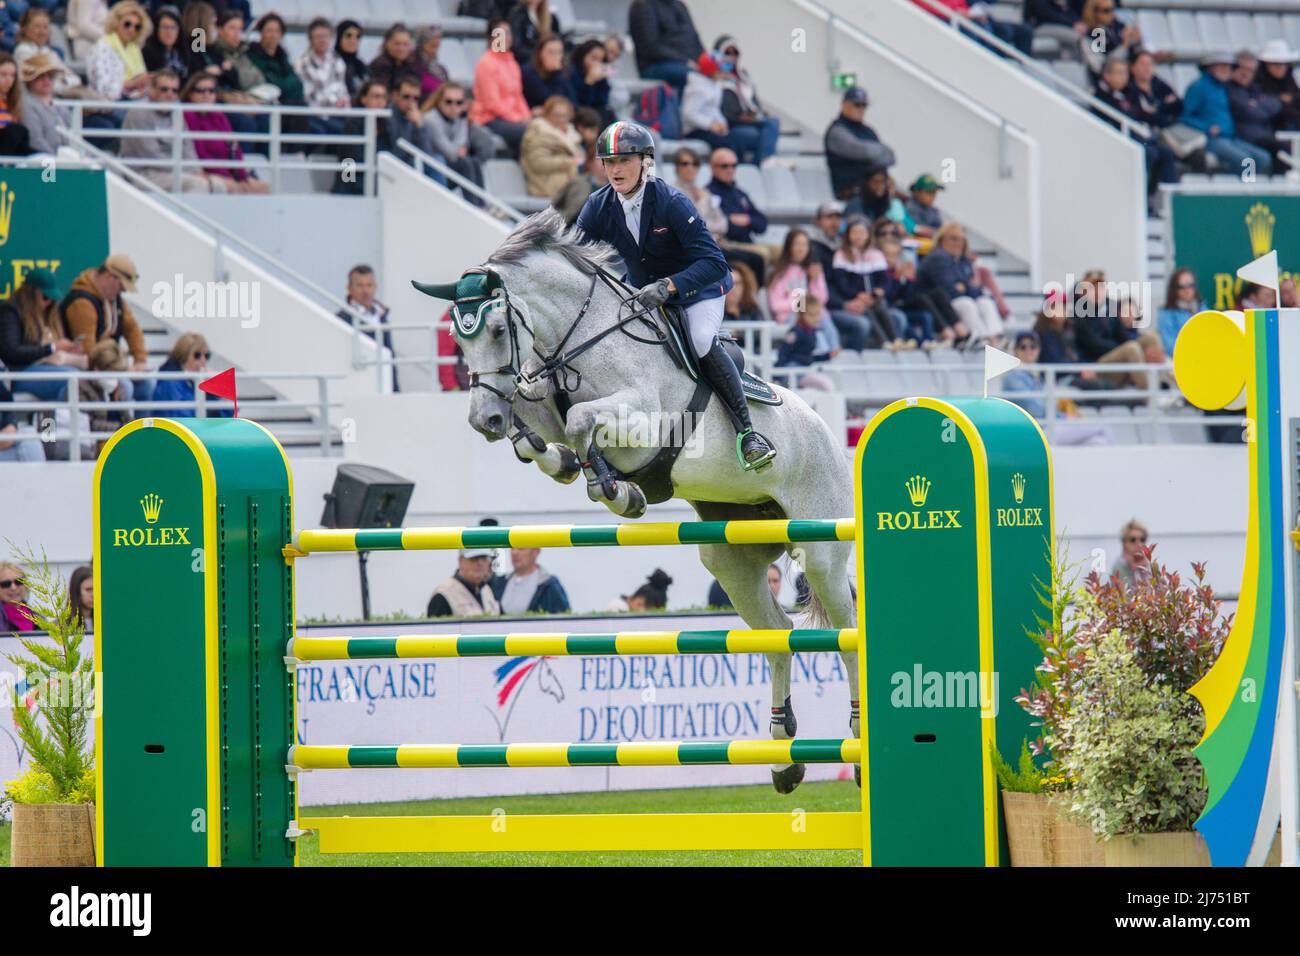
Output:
top-left (1171, 192), bottom-right (1298, 309)
top-left (0, 168), bottom-right (108, 298)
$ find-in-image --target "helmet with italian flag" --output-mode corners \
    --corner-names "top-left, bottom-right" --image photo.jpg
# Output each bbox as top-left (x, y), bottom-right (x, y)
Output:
top-left (596, 120), bottom-right (656, 160)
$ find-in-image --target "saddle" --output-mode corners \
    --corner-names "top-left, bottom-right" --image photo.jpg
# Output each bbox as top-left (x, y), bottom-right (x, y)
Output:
top-left (657, 304), bottom-right (783, 407)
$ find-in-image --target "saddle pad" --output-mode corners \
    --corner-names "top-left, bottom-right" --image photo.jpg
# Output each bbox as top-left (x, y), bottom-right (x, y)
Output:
top-left (741, 371), bottom-right (782, 406)
top-left (658, 305), bottom-right (783, 407)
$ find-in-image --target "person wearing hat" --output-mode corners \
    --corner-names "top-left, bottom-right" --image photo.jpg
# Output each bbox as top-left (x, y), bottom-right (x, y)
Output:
top-left (18, 51), bottom-right (71, 155)
top-left (427, 546), bottom-right (502, 618)
top-left (823, 86), bottom-right (896, 201)
top-left (1000, 329), bottom-right (1113, 446)
top-left (0, 268), bottom-right (86, 402)
top-left (60, 254), bottom-right (153, 402)
top-left (806, 200), bottom-right (844, 276)
top-left (1257, 39), bottom-right (1300, 131)
top-left (906, 174), bottom-right (945, 238)
top-left (1184, 51), bottom-right (1272, 176)
top-left (1227, 51), bottom-right (1285, 168)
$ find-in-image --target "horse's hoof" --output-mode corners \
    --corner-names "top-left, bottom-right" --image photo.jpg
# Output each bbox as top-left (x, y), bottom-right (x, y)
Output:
top-left (553, 446), bottom-right (581, 484)
top-left (771, 763), bottom-right (806, 794)
top-left (854, 764), bottom-right (861, 789)
top-left (623, 482), bottom-right (647, 519)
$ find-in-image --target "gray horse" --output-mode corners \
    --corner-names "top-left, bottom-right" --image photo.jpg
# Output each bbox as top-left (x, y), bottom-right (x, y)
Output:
top-left (415, 209), bottom-right (857, 792)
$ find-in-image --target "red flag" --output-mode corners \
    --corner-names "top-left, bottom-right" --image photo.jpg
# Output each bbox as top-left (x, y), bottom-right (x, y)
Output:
top-left (199, 367), bottom-right (238, 418)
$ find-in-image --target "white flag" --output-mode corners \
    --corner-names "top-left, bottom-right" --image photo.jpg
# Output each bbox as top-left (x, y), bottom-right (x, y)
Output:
top-left (1237, 250), bottom-right (1279, 292)
top-left (983, 344), bottom-right (1020, 397)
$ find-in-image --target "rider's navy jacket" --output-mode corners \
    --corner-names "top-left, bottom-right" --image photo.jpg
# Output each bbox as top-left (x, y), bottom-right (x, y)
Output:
top-left (575, 177), bottom-right (733, 305)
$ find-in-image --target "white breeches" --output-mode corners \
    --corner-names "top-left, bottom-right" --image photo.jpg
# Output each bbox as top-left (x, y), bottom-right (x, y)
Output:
top-left (685, 295), bottom-right (726, 357)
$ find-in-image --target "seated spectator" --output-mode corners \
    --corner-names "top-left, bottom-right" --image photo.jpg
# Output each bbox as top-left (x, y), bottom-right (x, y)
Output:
top-left (181, 72), bottom-right (270, 193)
top-left (569, 38), bottom-right (614, 128)
top-left (0, 561), bottom-right (35, 631)
top-left (248, 14), bottom-right (306, 107)
top-left (413, 27), bottom-right (449, 101)
top-left (1184, 52), bottom-right (1272, 176)
top-left (86, 1), bottom-right (152, 109)
top-left (510, 0), bottom-right (562, 67)
top-left (1002, 330), bottom-right (1114, 445)
top-left (707, 147), bottom-right (773, 271)
top-left (207, 9), bottom-right (271, 144)
top-left (1075, 291), bottom-right (1149, 389)
top-left (608, 568), bottom-right (673, 612)
top-left (601, 32), bottom-right (633, 113)
top-left (123, 70), bottom-right (230, 193)
top-left (0, 372), bottom-right (44, 462)
top-left (1110, 518), bottom-right (1151, 587)
top-left (711, 35), bottom-right (780, 165)
top-left (521, 95), bottom-right (583, 198)
top-left (552, 107), bottom-right (604, 221)
top-left (1093, 57), bottom-right (1178, 211)
top-left (379, 74), bottom-right (450, 191)
top-left (469, 18), bottom-right (531, 157)
top-left (768, 228), bottom-right (829, 325)
top-left (1157, 267), bottom-right (1204, 355)
top-left (832, 215), bottom-right (907, 350)
top-left (490, 547), bottom-right (571, 614)
top-left (296, 17), bottom-right (351, 118)
top-left (824, 86), bottom-right (895, 201)
top-left (335, 19), bottom-right (370, 99)
top-left (18, 53), bottom-right (68, 154)
top-left (69, 340), bottom-right (134, 455)
top-left (424, 82), bottom-right (495, 204)
top-left (142, 6), bottom-right (187, 82)
top-left (1238, 281), bottom-right (1276, 310)
top-left (1256, 40), bottom-right (1300, 131)
top-left (871, 237), bottom-right (940, 346)
top-left (917, 221), bottom-right (1005, 347)
top-left (182, 5), bottom-right (243, 102)
top-left (845, 165), bottom-right (914, 231)
top-left (675, 145), bottom-right (760, 282)
top-left (331, 80), bottom-right (388, 195)
top-left (915, 0), bottom-right (1033, 57)
top-left (774, 295), bottom-right (836, 391)
top-left (628, 0), bottom-right (704, 96)
top-left (905, 173), bottom-right (944, 238)
top-left (522, 33), bottom-right (577, 110)
top-left (427, 548), bottom-right (501, 617)
top-left (0, 53), bottom-right (32, 156)
top-left (369, 23), bottom-right (423, 92)
top-left (806, 200), bottom-right (842, 274)
top-left (1, 268), bottom-right (84, 400)
top-left (154, 333), bottom-right (234, 418)
top-left (1079, 0), bottom-right (1142, 79)
top-left (723, 262), bottom-right (765, 351)
top-left (15, 7), bottom-right (84, 94)
top-left (1228, 51), bottom-right (1285, 170)
top-left (1025, 0), bottom-right (1084, 56)
top-left (60, 254), bottom-right (154, 402)
top-left (67, 0), bottom-right (108, 64)
top-left (1127, 49), bottom-right (1181, 131)
top-left (69, 565), bottom-right (94, 633)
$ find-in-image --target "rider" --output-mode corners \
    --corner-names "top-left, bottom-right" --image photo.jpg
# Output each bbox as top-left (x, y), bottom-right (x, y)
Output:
top-left (575, 120), bottom-right (776, 471)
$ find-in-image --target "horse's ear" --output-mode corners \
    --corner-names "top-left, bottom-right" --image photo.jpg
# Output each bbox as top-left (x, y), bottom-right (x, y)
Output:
top-left (483, 268), bottom-right (504, 292)
top-left (411, 279), bottom-right (459, 300)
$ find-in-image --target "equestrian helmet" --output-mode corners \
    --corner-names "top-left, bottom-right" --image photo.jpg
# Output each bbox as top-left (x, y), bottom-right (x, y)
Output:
top-left (596, 120), bottom-right (655, 160)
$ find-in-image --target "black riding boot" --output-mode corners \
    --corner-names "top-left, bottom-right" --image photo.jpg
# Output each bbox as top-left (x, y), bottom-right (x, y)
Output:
top-left (698, 341), bottom-right (776, 471)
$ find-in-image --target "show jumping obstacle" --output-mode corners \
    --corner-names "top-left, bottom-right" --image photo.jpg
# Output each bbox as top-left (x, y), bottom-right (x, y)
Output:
top-left (93, 396), bottom-right (1059, 866)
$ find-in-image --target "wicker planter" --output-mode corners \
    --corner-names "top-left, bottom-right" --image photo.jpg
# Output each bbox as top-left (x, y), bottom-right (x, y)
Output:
top-left (10, 803), bottom-right (96, 867)
top-left (1103, 831), bottom-right (1211, 867)
top-left (1002, 791), bottom-right (1104, 867)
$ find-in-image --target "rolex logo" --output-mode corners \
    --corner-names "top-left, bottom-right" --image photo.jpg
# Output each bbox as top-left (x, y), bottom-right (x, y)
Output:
top-left (905, 475), bottom-right (931, 508)
top-left (0, 182), bottom-right (13, 246)
top-left (140, 493), bottom-right (163, 524)
top-left (1012, 472), bottom-right (1025, 505)
top-left (1246, 202), bottom-right (1275, 258)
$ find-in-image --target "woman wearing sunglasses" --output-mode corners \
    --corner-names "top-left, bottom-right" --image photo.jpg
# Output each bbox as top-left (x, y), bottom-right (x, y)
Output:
top-left (86, 1), bottom-right (152, 108)
top-left (0, 561), bottom-right (35, 633)
top-left (153, 332), bottom-right (233, 419)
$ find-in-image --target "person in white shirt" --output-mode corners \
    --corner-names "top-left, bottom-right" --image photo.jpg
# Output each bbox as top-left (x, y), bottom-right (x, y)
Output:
top-left (296, 16), bottom-right (349, 135)
top-left (490, 548), bottom-right (571, 615)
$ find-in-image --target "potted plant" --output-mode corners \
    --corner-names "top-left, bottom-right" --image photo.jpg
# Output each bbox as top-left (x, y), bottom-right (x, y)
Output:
top-left (1018, 547), bottom-right (1229, 867)
top-left (994, 740), bottom-right (1100, 866)
top-left (3, 546), bottom-right (96, 866)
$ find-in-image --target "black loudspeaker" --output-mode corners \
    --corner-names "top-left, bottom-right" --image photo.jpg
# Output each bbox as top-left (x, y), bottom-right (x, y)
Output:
top-left (320, 463), bottom-right (414, 530)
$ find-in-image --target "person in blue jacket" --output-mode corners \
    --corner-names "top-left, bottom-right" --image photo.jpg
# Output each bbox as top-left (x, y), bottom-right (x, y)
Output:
top-left (575, 119), bottom-right (775, 470)
top-left (153, 333), bottom-right (234, 418)
top-left (1183, 51), bottom-right (1272, 176)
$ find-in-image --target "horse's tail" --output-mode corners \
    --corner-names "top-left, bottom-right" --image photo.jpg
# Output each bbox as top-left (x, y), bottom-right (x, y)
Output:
top-left (797, 577), bottom-right (856, 632)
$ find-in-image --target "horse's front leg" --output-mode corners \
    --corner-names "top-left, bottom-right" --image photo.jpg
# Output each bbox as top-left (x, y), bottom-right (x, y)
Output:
top-left (507, 418), bottom-right (581, 484)
top-left (566, 388), bottom-right (652, 519)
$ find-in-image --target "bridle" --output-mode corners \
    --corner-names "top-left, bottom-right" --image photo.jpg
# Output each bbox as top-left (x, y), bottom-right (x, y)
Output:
top-left (456, 263), bottom-right (668, 411)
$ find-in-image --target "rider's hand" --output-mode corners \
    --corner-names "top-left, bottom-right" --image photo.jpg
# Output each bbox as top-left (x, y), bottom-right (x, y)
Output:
top-left (633, 279), bottom-right (672, 310)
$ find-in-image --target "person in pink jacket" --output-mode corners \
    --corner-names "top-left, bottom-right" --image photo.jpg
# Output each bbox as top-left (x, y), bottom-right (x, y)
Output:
top-left (469, 17), bottom-right (531, 156)
top-left (767, 228), bottom-right (830, 323)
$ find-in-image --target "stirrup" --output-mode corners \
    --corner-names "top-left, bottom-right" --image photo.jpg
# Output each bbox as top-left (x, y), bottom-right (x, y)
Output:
top-left (736, 428), bottom-right (776, 472)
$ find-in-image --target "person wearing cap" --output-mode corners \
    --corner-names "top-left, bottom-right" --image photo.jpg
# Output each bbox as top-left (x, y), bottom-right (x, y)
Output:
top-left (59, 254), bottom-right (153, 402)
top-left (807, 200), bottom-right (844, 276)
top-left (906, 174), bottom-right (945, 237)
top-left (490, 547), bottom-right (571, 615)
top-left (1184, 51), bottom-right (1272, 176)
top-left (1227, 51), bottom-right (1285, 166)
top-left (18, 51), bottom-right (70, 154)
top-left (574, 122), bottom-right (776, 472)
top-left (1001, 329), bottom-right (1113, 446)
top-left (711, 35), bottom-right (780, 165)
top-left (0, 268), bottom-right (86, 402)
top-left (1257, 39), bottom-right (1300, 131)
top-left (823, 86), bottom-right (896, 201)
top-left (628, 0), bottom-right (703, 97)
top-left (427, 548), bottom-right (502, 618)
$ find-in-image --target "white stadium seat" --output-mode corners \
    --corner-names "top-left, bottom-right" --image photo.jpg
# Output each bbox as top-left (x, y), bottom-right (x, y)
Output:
top-left (1195, 12), bottom-right (1231, 52)
top-left (1167, 12), bottom-right (1203, 56)
top-left (1224, 13), bottom-right (1259, 50)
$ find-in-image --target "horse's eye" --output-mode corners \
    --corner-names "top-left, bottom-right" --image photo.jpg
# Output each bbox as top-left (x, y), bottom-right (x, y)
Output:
top-left (490, 323), bottom-right (505, 340)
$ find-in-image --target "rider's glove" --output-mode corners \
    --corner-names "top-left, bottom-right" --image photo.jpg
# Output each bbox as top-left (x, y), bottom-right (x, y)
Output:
top-left (633, 279), bottom-right (672, 311)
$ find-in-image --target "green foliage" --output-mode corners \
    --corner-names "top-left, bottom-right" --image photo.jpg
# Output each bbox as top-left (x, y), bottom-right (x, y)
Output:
top-left (2, 543), bottom-right (96, 807)
top-left (992, 739), bottom-right (1044, 793)
top-left (1055, 631), bottom-right (1207, 838)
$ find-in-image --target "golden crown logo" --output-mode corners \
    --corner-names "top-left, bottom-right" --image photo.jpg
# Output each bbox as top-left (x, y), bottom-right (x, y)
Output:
top-left (140, 493), bottom-right (164, 525)
top-left (905, 475), bottom-right (931, 508)
top-left (1012, 472), bottom-right (1026, 504)
top-left (1245, 202), bottom-right (1275, 259)
top-left (0, 182), bottom-right (13, 247)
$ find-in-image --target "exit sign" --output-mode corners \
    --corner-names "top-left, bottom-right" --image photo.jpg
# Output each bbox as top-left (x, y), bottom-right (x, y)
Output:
top-left (832, 72), bottom-right (858, 90)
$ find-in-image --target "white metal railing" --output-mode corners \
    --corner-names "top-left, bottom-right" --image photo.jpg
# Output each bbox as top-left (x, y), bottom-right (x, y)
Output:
top-left (56, 98), bottom-right (388, 196)
top-left (394, 137), bottom-right (526, 222)
top-left (1, 369), bottom-right (343, 459)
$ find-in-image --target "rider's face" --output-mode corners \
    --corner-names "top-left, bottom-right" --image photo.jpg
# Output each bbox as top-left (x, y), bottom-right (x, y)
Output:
top-left (603, 154), bottom-right (641, 194)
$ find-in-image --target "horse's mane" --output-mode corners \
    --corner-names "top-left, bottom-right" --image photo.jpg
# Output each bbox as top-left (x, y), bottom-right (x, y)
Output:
top-left (490, 207), bottom-right (621, 276)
